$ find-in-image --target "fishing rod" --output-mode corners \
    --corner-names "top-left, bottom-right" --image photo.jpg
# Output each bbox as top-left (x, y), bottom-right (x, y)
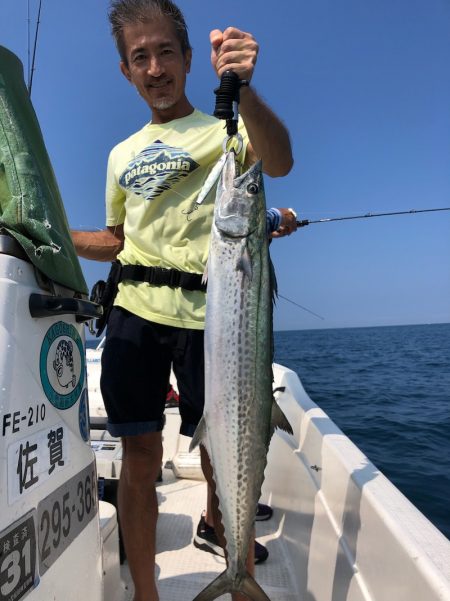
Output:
top-left (212, 80), bottom-right (450, 230)
top-left (296, 207), bottom-right (450, 228)
top-left (27, 0), bottom-right (31, 87)
top-left (278, 207), bottom-right (450, 319)
top-left (28, 0), bottom-right (43, 96)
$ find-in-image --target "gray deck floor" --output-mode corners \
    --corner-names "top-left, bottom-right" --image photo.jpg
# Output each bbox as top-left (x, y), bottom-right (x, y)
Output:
top-left (119, 468), bottom-right (298, 601)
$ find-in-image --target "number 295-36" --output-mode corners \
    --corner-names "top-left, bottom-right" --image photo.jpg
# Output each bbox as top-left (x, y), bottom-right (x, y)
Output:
top-left (38, 463), bottom-right (98, 575)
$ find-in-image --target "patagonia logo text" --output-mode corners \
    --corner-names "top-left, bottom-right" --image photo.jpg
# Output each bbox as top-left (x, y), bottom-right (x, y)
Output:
top-left (119, 141), bottom-right (199, 201)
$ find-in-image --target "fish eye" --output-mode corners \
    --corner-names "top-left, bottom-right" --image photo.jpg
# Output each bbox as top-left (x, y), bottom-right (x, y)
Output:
top-left (247, 183), bottom-right (259, 194)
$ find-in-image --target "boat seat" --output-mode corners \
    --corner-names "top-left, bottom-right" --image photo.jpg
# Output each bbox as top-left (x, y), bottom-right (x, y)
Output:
top-left (90, 415), bottom-right (108, 428)
top-left (99, 500), bottom-right (118, 541)
top-left (0, 232), bottom-right (29, 260)
top-left (99, 500), bottom-right (125, 601)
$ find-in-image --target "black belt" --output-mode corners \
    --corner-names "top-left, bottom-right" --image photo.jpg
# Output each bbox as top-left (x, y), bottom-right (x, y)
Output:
top-left (119, 264), bottom-right (206, 292)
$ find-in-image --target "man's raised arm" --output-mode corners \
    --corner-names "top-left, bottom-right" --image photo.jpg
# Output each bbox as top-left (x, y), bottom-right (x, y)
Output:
top-left (210, 27), bottom-right (293, 177)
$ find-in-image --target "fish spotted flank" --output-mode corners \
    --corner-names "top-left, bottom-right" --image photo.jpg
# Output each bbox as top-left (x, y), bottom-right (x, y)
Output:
top-left (191, 151), bottom-right (293, 601)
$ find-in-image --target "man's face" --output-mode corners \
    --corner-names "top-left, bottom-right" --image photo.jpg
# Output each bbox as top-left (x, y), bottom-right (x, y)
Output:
top-left (120, 16), bottom-right (192, 120)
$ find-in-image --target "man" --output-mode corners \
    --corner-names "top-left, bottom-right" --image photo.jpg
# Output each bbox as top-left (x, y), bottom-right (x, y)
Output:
top-left (72, 1), bottom-right (295, 600)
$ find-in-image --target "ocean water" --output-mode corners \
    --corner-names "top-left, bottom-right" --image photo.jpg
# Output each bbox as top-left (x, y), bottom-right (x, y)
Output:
top-left (274, 323), bottom-right (450, 541)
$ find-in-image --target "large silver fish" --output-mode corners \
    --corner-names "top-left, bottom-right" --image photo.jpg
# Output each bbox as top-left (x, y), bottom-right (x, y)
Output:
top-left (191, 151), bottom-right (293, 601)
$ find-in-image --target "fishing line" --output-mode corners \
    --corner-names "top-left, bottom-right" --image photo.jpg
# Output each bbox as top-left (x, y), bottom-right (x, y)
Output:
top-left (296, 207), bottom-right (450, 228)
top-left (277, 294), bottom-right (324, 320)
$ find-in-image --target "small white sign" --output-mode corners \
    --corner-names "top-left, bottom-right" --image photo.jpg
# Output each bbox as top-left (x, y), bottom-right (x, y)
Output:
top-left (7, 423), bottom-right (69, 505)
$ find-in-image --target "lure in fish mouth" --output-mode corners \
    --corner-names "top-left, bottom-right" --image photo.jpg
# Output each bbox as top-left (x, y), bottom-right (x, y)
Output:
top-left (191, 151), bottom-right (293, 601)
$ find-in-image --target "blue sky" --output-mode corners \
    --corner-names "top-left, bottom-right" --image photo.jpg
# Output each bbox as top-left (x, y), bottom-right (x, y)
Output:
top-left (2, 0), bottom-right (449, 330)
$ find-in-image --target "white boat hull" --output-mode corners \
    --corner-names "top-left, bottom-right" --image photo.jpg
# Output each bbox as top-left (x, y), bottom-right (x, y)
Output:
top-left (0, 239), bottom-right (125, 601)
top-left (265, 365), bottom-right (450, 601)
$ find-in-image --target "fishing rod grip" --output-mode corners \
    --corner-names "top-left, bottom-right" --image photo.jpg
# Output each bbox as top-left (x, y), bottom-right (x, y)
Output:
top-left (296, 219), bottom-right (310, 228)
top-left (214, 70), bottom-right (241, 120)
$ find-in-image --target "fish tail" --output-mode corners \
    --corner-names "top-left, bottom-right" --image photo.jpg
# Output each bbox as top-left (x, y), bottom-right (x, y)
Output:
top-left (192, 571), bottom-right (230, 601)
top-left (193, 570), bottom-right (271, 601)
top-left (240, 572), bottom-right (272, 601)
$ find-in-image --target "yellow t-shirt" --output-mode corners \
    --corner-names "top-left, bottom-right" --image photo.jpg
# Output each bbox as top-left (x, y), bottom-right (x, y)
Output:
top-left (105, 109), bottom-right (249, 330)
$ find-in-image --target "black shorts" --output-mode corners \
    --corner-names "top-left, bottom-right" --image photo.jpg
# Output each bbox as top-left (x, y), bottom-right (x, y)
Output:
top-left (100, 307), bottom-right (204, 438)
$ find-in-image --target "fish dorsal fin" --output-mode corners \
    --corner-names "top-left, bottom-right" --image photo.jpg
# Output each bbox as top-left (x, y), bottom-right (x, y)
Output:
top-left (189, 416), bottom-right (207, 452)
top-left (269, 255), bottom-right (278, 303)
top-left (271, 400), bottom-right (293, 435)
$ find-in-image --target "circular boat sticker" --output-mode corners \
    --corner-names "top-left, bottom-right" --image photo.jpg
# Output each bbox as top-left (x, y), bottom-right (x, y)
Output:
top-left (40, 322), bottom-right (85, 409)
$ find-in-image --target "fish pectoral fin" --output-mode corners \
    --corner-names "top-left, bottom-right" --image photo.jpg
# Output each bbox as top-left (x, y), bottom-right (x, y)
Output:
top-left (189, 416), bottom-right (207, 452)
top-left (193, 570), bottom-right (271, 601)
top-left (202, 260), bottom-right (209, 286)
top-left (236, 245), bottom-right (252, 279)
top-left (271, 400), bottom-right (294, 435)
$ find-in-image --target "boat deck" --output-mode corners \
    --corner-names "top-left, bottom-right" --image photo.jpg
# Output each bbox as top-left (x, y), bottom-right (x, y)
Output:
top-left (111, 406), bottom-right (298, 601)
top-left (119, 471), bottom-right (298, 601)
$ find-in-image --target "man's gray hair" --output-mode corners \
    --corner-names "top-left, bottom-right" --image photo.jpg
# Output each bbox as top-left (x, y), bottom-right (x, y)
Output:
top-left (109, 0), bottom-right (191, 63)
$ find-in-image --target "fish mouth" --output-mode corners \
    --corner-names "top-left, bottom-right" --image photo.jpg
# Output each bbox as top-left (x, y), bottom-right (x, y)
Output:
top-left (216, 211), bottom-right (257, 238)
top-left (218, 228), bottom-right (257, 239)
top-left (217, 207), bottom-right (237, 221)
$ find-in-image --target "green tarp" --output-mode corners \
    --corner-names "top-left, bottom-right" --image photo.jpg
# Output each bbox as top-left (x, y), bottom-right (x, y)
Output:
top-left (0, 46), bottom-right (87, 295)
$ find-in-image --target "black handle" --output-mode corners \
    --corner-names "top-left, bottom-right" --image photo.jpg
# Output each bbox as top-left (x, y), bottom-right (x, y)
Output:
top-left (214, 70), bottom-right (241, 120)
top-left (214, 70), bottom-right (243, 137)
top-left (29, 293), bottom-right (103, 322)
